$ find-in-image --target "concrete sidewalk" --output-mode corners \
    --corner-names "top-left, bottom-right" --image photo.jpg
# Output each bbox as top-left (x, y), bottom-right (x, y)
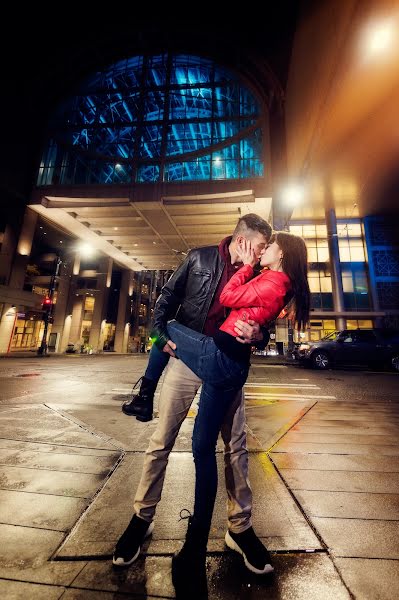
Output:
top-left (0, 358), bottom-right (398, 599)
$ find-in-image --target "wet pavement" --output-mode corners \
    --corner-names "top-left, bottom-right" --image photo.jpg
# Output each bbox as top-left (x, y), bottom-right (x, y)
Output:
top-left (0, 354), bottom-right (398, 599)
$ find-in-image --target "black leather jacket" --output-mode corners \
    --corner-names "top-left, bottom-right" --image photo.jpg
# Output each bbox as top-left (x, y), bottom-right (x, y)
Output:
top-left (151, 245), bottom-right (224, 349)
top-left (151, 244), bottom-right (269, 350)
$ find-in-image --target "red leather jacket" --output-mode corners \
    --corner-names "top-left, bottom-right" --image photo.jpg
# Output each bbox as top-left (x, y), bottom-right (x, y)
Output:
top-left (219, 265), bottom-right (292, 337)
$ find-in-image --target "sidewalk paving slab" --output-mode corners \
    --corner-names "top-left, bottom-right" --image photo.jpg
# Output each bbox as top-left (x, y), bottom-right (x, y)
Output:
top-left (334, 558), bottom-right (399, 600)
top-left (277, 468), bottom-right (399, 493)
top-left (72, 553), bottom-right (350, 600)
top-left (55, 452), bottom-right (321, 559)
top-left (1, 357), bottom-right (398, 598)
top-left (270, 394), bottom-right (399, 599)
top-left (0, 580), bottom-right (65, 600)
top-left (310, 518), bottom-right (399, 559)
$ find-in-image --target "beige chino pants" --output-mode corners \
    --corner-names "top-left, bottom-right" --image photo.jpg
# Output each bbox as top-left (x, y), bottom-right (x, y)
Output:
top-left (133, 356), bottom-right (253, 533)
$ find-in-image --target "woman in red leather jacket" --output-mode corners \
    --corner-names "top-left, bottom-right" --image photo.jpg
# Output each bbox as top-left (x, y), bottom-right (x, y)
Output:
top-left (138, 231), bottom-right (310, 590)
top-left (150, 231), bottom-right (310, 392)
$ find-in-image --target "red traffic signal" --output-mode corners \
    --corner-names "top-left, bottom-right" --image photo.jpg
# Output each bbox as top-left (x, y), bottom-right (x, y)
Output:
top-left (42, 297), bottom-right (53, 311)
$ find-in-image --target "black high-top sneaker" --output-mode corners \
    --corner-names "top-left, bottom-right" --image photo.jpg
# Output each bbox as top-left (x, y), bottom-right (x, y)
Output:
top-left (172, 512), bottom-right (208, 600)
top-left (113, 514), bottom-right (154, 567)
top-left (225, 526), bottom-right (274, 574)
top-left (122, 376), bottom-right (157, 421)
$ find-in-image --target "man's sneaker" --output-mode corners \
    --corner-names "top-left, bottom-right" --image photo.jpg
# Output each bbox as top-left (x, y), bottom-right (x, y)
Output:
top-left (122, 376), bottom-right (156, 422)
top-left (113, 514), bottom-right (154, 567)
top-left (225, 527), bottom-right (274, 574)
top-left (172, 513), bottom-right (208, 599)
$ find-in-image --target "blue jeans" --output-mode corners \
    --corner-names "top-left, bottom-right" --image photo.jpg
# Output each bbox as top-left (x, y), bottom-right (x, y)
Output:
top-left (163, 320), bottom-right (249, 535)
top-left (145, 321), bottom-right (248, 390)
top-left (144, 344), bottom-right (170, 382)
top-left (166, 320), bottom-right (249, 390)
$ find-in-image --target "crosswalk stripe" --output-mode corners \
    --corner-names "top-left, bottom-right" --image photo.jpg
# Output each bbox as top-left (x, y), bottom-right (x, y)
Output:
top-left (245, 392), bottom-right (336, 399)
top-left (245, 383), bottom-right (318, 388)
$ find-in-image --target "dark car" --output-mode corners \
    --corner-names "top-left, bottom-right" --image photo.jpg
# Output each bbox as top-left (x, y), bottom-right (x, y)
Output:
top-left (293, 328), bottom-right (399, 371)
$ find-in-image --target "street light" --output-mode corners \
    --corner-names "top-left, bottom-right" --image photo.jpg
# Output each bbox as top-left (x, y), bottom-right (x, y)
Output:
top-left (37, 255), bottom-right (62, 356)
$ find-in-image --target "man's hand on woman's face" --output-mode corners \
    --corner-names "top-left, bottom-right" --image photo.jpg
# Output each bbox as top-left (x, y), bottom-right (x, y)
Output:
top-left (236, 239), bottom-right (259, 268)
top-left (234, 319), bottom-right (262, 344)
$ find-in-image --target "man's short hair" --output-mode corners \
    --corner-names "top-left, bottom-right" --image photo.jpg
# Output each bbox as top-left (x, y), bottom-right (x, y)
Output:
top-left (232, 213), bottom-right (272, 241)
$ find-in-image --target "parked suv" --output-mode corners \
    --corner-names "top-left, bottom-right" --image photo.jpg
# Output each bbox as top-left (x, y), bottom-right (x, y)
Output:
top-left (293, 328), bottom-right (399, 371)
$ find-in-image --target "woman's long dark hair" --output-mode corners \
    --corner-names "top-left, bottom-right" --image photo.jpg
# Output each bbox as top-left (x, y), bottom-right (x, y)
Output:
top-left (273, 232), bottom-right (311, 331)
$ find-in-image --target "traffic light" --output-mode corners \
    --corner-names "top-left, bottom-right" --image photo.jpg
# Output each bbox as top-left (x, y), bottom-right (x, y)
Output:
top-left (42, 297), bottom-right (53, 312)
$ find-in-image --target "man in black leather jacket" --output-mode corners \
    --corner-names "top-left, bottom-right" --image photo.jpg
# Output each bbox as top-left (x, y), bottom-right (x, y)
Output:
top-left (114, 213), bottom-right (273, 577)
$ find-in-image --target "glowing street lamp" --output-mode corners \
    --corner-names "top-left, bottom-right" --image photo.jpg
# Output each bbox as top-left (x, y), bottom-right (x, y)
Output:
top-left (358, 16), bottom-right (397, 62)
top-left (281, 183), bottom-right (305, 207)
top-left (78, 243), bottom-right (95, 258)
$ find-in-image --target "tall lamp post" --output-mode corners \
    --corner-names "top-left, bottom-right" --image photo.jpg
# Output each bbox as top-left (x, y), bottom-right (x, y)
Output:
top-left (37, 255), bottom-right (62, 356)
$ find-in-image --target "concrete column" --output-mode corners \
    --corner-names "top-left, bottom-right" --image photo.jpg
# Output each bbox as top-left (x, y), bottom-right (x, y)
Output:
top-left (73, 252), bottom-right (81, 276)
top-left (59, 251), bottom-right (83, 351)
top-left (59, 315), bottom-right (72, 352)
top-left (0, 305), bottom-right (17, 353)
top-left (69, 296), bottom-right (84, 345)
top-left (325, 204), bottom-right (346, 330)
top-left (89, 257), bottom-right (112, 352)
top-left (114, 269), bottom-right (131, 353)
top-left (8, 208), bottom-right (38, 290)
top-left (106, 257), bottom-right (113, 289)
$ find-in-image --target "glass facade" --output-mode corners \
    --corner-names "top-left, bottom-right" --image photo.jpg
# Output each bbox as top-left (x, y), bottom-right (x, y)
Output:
top-left (338, 222), bottom-right (370, 310)
top-left (363, 216), bottom-right (399, 329)
top-left (290, 224), bottom-right (333, 311)
top-left (290, 220), bottom-right (371, 314)
top-left (37, 54), bottom-right (264, 186)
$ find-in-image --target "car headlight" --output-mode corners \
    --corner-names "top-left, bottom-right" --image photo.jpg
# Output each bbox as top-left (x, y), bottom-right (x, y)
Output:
top-left (298, 343), bottom-right (311, 353)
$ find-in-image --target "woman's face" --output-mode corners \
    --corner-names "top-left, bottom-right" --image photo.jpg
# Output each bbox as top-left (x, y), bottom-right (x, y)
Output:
top-left (260, 240), bottom-right (283, 269)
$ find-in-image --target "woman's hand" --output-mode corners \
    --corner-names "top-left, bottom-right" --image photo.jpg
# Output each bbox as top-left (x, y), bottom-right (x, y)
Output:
top-left (163, 339), bottom-right (176, 357)
top-left (234, 319), bottom-right (262, 344)
top-left (236, 238), bottom-right (258, 267)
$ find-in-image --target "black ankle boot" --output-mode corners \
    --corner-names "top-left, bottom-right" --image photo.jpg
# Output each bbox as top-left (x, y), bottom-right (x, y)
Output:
top-left (172, 514), bottom-right (208, 600)
top-left (122, 376), bottom-right (157, 421)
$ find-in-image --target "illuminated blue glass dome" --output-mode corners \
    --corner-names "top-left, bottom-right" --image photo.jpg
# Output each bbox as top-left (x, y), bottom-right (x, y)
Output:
top-left (37, 54), bottom-right (264, 185)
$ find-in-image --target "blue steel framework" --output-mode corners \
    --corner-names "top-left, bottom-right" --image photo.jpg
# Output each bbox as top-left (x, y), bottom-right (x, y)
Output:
top-left (364, 216), bottom-right (399, 329)
top-left (37, 54), bottom-right (264, 186)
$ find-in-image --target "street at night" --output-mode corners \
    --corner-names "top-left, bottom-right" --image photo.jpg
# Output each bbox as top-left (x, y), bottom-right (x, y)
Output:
top-left (1, 2), bottom-right (399, 598)
top-left (0, 354), bottom-right (398, 598)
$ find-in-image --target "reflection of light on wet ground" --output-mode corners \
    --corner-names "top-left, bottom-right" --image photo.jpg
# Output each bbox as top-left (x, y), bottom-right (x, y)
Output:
top-left (246, 393), bottom-right (335, 399)
top-left (257, 452), bottom-right (275, 474)
top-left (246, 399), bottom-right (278, 406)
top-left (244, 381), bottom-right (335, 401)
top-left (246, 383), bottom-right (318, 389)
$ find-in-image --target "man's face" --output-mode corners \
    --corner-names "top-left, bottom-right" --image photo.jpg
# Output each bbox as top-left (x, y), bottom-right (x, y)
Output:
top-left (247, 232), bottom-right (269, 258)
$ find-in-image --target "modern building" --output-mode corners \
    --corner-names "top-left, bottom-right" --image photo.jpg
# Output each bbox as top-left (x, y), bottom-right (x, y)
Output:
top-left (1, 1), bottom-right (398, 353)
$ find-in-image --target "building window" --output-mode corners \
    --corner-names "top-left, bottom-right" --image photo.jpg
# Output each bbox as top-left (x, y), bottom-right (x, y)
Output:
top-left (346, 319), bottom-right (373, 329)
top-left (338, 221), bottom-right (370, 310)
top-left (309, 319), bottom-right (336, 341)
top-left (290, 224), bottom-right (333, 310)
top-left (338, 223), bottom-right (365, 262)
top-left (37, 54), bottom-right (264, 186)
top-left (341, 264), bottom-right (370, 309)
